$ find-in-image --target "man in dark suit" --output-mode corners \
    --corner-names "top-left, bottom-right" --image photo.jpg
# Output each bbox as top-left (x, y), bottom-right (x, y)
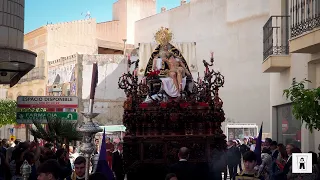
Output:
top-left (227, 140), bottom-right (240, 180)
top-left (169, 147), bottom-right (195, 180)
top-left (264, 138), bottom-right (272, 154)
top-left (112, 144), bottom-right (124, 180)
top-left (0, 139), bottom-right (7, 159)
top-left (270, 141), bottom-right (279, 161)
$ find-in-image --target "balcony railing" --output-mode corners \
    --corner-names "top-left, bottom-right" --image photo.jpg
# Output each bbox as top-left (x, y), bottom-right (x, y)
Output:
top-left (263, 16), bottom-right (290, 60)
top-left (290, 0), bottom-right (320, 38)
top-left (18, 67), bottom-right (45, 83)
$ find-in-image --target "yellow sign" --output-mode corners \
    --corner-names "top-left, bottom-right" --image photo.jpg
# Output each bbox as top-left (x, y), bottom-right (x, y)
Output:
top-left (10, 135), bottom-right (16, 141)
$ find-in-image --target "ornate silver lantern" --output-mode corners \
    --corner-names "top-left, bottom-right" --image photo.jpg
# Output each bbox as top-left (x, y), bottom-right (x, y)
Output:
top-left (20, 160), bottom-right (31, 180)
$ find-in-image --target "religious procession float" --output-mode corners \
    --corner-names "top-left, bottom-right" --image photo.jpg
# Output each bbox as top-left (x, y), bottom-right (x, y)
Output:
top-left (118, 27), bottom-right (227, 180)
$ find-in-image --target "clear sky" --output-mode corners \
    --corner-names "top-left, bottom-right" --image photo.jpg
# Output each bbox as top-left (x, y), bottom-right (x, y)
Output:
top-left (24, 0), bottom-right (190, 33)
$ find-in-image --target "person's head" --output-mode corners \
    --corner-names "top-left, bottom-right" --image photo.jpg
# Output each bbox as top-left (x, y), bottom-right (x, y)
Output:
top-left (1, 139), bottom-right (7, 146)
top-left (118, 143), bottom-right (123, 152)
top-left (277, 143), bottom-right (288, 159)
top-left (270, 141), bottom-right (278, 150)
top-left (165, 173), bottom-right (178, 180)
top-left (242, 151), bottom-right (257, 171)
top-left (24, 151), bottom-right (35, 165)
top-left (89, 172), bottom-right (108, 180)
top-left (249, 137), bottom-right (253, 142)
top-left (286, 144), bottom-right (296, 155)
top-left (262, 147), bottom-right (271, 154)
top-left (69, 146), bottom-right (74, 153)
top-left (106, 137), bottom-right (110, 143)
top-left (95, 139), bottom-right (99, 145)
top-left (232, 140), bottom-right (237, 146)
top-left (252, 138), bottom-right (257, 144)
top-left (161, 51), bottom-right (174, 60)
top-left (37, 159), bottom-right (61, 180)
top-left (55, 148), bottom-right (67, 160)
top-left (265, 138), bottom-right (272, 147)
top-left (178, 147), bottom-right (189, 160)
top-left (227, 140), bottom-right (234, 146)
top-left (14, 139), bottom-right (21, 146)
top-left (236, 139), bottom-right (241, 145)
top-left (243, 138), bottom-right (248, 144)
top-left (291, 147), bottom-right (301, 154)
top-left (74, 156), bottom-right (86, 177)
top-left (44, 143), bottom-right (53, 153)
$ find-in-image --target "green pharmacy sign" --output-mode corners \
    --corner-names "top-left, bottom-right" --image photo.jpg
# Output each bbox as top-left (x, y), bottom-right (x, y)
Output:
top-left (16, 112), bottom-right (78, 124)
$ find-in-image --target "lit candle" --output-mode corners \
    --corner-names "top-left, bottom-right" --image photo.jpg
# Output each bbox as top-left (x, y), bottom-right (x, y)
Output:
top-left (211, 52), bottom-right (214, 58)
top-left (128, 54), bottom-right (131, 60)
top-left (133, 69), bottom-right (137, 76)
top-left (143, 77), bottom-right (146, 84)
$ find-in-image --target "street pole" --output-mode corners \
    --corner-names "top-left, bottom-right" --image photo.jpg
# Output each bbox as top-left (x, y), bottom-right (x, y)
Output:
top-left (123, 39), bottom-right (127, 55)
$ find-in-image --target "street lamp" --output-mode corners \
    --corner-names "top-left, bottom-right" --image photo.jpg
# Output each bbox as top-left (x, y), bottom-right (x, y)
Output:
top-left (20, 160), bottom-right (31, 180)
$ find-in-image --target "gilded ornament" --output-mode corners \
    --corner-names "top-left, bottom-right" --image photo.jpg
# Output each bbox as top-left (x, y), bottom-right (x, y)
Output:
top-left (154, 27), bottom-right (173, 46)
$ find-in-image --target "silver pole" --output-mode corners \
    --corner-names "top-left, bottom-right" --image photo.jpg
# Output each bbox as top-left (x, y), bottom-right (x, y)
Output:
top-left (89, 99), bottom-right (94, 114)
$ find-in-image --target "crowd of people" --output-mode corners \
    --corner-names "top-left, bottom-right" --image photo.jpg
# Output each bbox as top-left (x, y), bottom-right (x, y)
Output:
top-left (0, 137), bottom-right (124, 180)
top-left (1, 136), bottom-right (320, 180)
top-left (163, 138), bottom-right (320, 180)
top-left (226, 137), bottom-right (320, 180)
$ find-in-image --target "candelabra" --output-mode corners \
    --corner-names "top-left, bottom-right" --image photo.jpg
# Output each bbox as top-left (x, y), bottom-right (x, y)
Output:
top-left (20, 160), bottom-right (31, 180)
top-left (77, 102), bottom-right (102, 180)
top-left (77, 62), bottom-right (102, 180)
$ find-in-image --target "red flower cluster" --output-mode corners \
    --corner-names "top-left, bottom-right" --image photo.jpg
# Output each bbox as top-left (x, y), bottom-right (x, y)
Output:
top-left (147, 70), bottom-right (160, 77)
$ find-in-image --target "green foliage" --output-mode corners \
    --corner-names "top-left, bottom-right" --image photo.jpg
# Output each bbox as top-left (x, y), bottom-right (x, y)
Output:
top-left (30, 117), bottom-right (82, 146)
top-left (283, 78), bottom-right (320, 132)
top-left (0, 99), bottom-right (45, 126)
top-left (0, 100), bottom-right (17, 126)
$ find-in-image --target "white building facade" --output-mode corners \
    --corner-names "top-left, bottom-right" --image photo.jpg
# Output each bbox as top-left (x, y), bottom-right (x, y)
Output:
top-left (135, 0), bottom-right (271, 135)
top-left (263, 0), bottom-right (320, 152)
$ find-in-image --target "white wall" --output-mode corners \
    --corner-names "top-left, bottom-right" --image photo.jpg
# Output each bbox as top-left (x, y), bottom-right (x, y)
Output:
top-left (113, 0), bottom-right (157, 44)
top-left (80, 54), bottom-right (126, 125)
top-left (46, 19), bottom-right (97, 61)
top-left (135, 0), bottom-right (271, 132)
top-left (0, 88), bottom-right (7, 99)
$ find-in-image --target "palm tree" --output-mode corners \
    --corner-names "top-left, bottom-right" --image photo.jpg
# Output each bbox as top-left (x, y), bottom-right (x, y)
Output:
top-left (30, 117), bottom-right (82, 148)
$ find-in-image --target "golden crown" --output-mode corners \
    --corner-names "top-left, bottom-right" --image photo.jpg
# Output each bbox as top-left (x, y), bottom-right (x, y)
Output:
top-left (154, 27), bottom-right (173, 46)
